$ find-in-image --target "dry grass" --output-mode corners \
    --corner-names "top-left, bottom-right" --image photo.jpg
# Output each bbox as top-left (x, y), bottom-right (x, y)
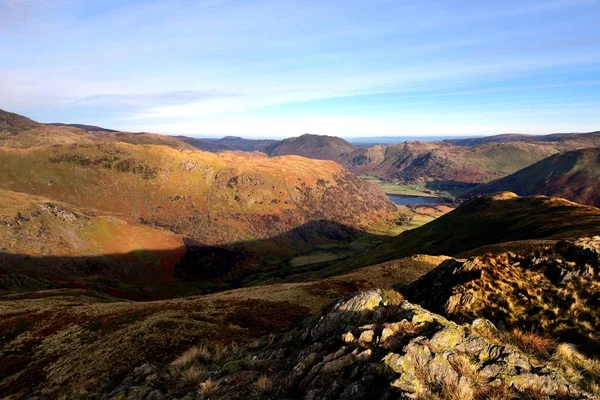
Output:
top-left (254, 375), bottom-right (274, 395)
top-left (552, 343), bottom-right (600, 396)
top-left (171, 346), bottom-right (212, 368)
top-left (504, 328), bottom-right (556, 359)
top-left (197, 378), bottom-right (220, 399)
top-left (178, 365), bottom-right (206, 389)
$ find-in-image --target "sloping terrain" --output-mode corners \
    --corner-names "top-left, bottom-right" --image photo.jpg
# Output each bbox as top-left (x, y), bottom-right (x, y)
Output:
top-left (0, 143), bottom-right (397, 245)
top-left (312, 192), bottom-right (600, 277)
top-left (0, 188), bottom-right (187, 298)
top-left (0, 256), bottom-right (443, 398)
top-left (467, 148), bottom-right (600, 207)
top-left (399, 238), bottom-right (600, 357)
top-left (265, 133), bottom-right (355, 162)
top-left (3, 198), bottom-right (600, 398)
top-left (343, 141), bottom-right (560, 185)
top-left (446, 130), bottom-right (600, 146)
top-left (48, 123), bottom-right (118, 132)
top-left (100, 239), bottom-right (600, 399)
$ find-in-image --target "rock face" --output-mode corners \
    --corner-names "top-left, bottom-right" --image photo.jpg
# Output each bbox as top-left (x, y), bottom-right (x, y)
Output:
top-left (109, 289), bottom-right (598, 399)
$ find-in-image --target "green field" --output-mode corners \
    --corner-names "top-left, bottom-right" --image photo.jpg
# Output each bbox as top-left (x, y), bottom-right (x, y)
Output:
top-left (360, 175), bottom-right (441, 197)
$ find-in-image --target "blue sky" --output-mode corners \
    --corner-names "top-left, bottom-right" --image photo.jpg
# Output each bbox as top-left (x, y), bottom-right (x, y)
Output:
top-left (1, 0), bottom-right (599, 138)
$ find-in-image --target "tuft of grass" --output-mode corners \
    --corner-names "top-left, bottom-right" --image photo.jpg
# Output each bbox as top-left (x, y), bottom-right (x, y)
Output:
top-left (505, 328), bottom-right (556, 360)
top-left (178, 365), bottom-right (206, 389)
top-left (552, 343), bottom-right (600, 396)
top-left (198, 378), bottom-right (220, 399)
top-left (171, 346), bottom-right (211, 368)
top-left (254, 375), bottom-right (273, 395)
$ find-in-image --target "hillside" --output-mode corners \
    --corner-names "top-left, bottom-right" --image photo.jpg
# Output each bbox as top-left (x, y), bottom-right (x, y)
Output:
top-left (467, 148), bottom-right (600, 207)
top-left (311, 192), bottom-right (600, 277)
top-left (0, 142), bottom-right (396, 244)
top-left (4, 239), bottom-right (599, 398)
top-left (342, 141), bottom-right (559, 185)
top-left (445, 130), bottom-right (600, 146)
top-left (176, 135), bottom-right (279, 153)
top-left (0, 255), bottom-right (444, 398)
top-left (0, 188), bottom-right (187, 298)
top-left (48, 122), bottom-right (118, 132)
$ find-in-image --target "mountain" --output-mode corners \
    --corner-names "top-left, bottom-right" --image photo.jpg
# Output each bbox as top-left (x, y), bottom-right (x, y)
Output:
top-left (265, 133), bottom-right (355, 162)
top-left (466, 148), bottom-right (600, 207)
top-left (342, 140), bottom-right (559, 185)
top-left (445, 130), bottom-right (600, 146)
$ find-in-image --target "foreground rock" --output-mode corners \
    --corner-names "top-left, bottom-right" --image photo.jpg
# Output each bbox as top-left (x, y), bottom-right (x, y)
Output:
top-left (111, 289), bottom-right (598, 399)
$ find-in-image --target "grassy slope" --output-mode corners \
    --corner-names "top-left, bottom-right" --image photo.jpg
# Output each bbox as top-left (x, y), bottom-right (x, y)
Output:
top-left (344, 141), bottom-right (561, 184)
top-left (305, 192), bottom-right (600, 278)
top-left (0, 143), bottom-right (397, 245)
top-left (468, 148), bottom-right (600, 207)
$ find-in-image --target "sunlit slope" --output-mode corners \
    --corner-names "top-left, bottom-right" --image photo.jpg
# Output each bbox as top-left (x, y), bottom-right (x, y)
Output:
top-left (0, 143), bottom-right (397, 244)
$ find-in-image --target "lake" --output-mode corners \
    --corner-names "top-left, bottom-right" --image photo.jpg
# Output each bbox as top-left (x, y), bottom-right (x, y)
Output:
top-left (386, 194), bottom-right (449, 206)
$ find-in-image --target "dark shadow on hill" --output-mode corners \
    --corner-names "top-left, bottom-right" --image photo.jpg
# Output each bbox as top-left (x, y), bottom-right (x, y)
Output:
top-left (0, 219), bottom-right (392, 300)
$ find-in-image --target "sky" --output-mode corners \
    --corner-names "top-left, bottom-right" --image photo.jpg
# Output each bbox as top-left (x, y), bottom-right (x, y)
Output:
top-left (1, 0), bottom-right (599, 138)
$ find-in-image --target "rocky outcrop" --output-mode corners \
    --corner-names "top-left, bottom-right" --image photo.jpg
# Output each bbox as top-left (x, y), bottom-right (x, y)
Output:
top-left (397, 237), bottom-right (600, 356)
top-left (287, 290), bottom-right (592, 399)
top-left (109, 289), bottom-right (597, 399)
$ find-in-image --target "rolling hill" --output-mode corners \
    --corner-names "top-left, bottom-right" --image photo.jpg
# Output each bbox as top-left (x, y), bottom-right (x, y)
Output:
top-left (265, 133), bottom-right (355, 162)
top-left (0, 188), bottom-right (187, 298)
top-left (0, 142), bottom-right (397, 245)
top-left (466, 148), bottom-right (600, 207)
top-left (176, 135), bottom-right (279, 153)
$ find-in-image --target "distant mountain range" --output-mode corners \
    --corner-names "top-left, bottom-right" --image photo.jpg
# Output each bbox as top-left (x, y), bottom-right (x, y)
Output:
top-left (176, 130), bottom-right (600, 188)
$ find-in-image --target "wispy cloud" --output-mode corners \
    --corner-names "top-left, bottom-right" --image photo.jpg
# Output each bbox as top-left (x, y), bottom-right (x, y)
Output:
top-left (1, 0), bottom-right (599, 136)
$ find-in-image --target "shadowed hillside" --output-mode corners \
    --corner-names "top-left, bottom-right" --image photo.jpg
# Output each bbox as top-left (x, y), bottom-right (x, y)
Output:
top-left (467, 148), bottom-right (600, 207)
top-left (305, 192), bottom-right (600, 278)
top-left (0, 187), bottom-right (398, 299)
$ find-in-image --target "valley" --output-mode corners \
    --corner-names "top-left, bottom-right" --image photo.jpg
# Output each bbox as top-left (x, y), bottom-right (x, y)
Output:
top-left (4, 3), bottom-right (600, 399)
top-left (2, 109), bottom-right (600, 399)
